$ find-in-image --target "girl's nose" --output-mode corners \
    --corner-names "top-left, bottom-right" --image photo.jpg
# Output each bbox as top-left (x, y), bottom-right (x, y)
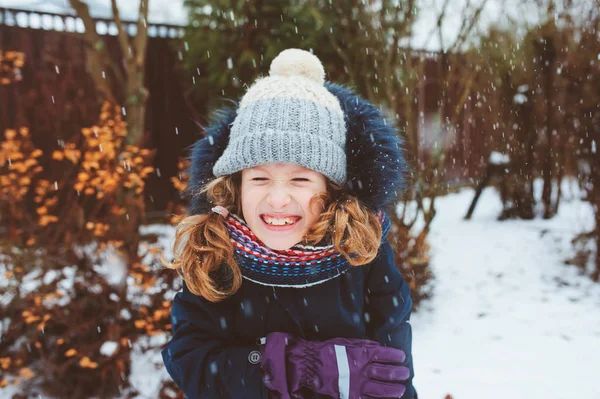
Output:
top-left (266, 186), bottom-right (292, 209)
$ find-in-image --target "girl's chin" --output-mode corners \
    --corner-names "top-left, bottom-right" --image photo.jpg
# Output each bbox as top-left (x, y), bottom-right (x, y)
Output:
top-left (261, 238), bottom-right (300, 251)
top-left (258, 231), bottom-right (304, 250)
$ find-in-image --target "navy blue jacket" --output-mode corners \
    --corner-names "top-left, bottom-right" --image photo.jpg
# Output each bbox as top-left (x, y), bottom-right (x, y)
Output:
top-left (161, 238), bottom-right (416, 399)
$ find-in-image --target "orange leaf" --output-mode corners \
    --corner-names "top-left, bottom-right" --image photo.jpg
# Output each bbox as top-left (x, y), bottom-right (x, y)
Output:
top-left (44, 196), bottom-right (58, 207)
top-left (79, 356), bottom-right (98, 369)
top-left (134, 320), bottom-right (147, 329)
top-left (4, 129), bottom-right (16, 140)
top-left (74, 182), bottom-right (85, 192)
top-left (64, 348), bottom-right (77, 357)
top-left (24, 315), bottom-right (40, 324)
top-left (0, 357), bottom-right (11, 369)
top-left (38, 215), bottom-right (58, 226)
top-left (19, 367), bottom-right (34, 378)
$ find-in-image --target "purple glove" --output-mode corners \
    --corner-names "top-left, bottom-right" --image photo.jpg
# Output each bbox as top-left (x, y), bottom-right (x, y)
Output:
top-left (260, 332), bottom-right (409, 399)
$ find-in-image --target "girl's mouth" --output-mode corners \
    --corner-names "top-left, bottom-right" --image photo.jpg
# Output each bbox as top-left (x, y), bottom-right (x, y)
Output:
top-left (260, 215), bottom-right (302, 231)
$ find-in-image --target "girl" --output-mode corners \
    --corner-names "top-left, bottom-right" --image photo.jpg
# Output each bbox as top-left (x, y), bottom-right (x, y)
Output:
top-left (162, 48), bottom-right (416, 399)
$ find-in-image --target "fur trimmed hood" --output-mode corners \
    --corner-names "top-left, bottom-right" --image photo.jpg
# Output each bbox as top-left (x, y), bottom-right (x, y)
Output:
top-left (186, 83), bottom-right (408, 215)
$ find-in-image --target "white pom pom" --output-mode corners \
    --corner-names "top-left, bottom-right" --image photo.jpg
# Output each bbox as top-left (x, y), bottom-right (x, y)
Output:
top-left (269, 49), bottom-right (325, 85)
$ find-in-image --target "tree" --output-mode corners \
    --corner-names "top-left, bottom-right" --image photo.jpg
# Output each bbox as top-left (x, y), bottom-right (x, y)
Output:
top-left (67, 0), bottom-right (153, 291)
top-left (464, 25), bottom-right (538, 220)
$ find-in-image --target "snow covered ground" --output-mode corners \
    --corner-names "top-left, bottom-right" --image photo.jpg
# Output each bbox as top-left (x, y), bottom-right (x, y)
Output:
top-left (3, 182), bottom-right (599, 398)
top-left (411, 181), bottom-right (600, 399)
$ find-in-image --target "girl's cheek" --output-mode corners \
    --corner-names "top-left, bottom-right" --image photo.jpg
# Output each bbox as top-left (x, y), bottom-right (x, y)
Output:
top-left (247, 186), bottom-right (265, 197)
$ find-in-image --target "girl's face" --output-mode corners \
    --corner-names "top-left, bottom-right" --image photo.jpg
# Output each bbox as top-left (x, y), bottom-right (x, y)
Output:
top-left (240, 163), bottom-right (327, 250)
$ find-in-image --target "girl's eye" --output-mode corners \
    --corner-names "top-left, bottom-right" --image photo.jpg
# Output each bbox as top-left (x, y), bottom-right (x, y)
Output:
top-left (293, 178), bottom-right (310, 182)
top-left (252, 177), bottom-right (268, 181)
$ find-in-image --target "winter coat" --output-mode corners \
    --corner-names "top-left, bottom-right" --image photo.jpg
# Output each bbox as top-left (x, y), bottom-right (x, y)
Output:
top-left (161, 235), bottom-right (415, 399)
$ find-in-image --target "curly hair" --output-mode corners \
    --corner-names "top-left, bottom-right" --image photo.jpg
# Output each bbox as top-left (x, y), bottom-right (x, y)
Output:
top-left (166, 173), bottom-right (383, 302)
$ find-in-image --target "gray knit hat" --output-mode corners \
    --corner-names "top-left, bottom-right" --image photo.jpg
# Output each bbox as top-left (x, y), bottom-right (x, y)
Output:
top-left (212, 49), bottom-right (347, 184)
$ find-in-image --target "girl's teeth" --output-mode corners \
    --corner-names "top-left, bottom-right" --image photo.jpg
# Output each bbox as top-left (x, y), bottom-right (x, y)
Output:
top-left (264, 217), bottom-right (296, 225)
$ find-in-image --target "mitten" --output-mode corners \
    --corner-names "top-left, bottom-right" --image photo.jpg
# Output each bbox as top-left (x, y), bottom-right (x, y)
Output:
top-left (260, 332), bottom-right (409, 399)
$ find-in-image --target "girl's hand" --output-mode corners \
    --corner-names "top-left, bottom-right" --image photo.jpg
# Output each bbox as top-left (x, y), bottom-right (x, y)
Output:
top-left (260, 332), bottom-right (409, 399)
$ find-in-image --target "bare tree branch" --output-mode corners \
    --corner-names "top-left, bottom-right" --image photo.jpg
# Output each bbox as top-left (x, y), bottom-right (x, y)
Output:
top-left (110, 0), bottom-right (132, 66)
top-left (326, 28), bottom-right (357, 87)
top-left (436, 0), bottom-right (451, 50)
top-left (384, 2), bottom-right (407, 69)
top-left (451, 0), bottom-right (490, 52)
top-left (431, 67), bottom-right (478, 186)
top-left (68, 0), bottom-right (118, 103)
top-left (134, 0), bottom-right (150, 68)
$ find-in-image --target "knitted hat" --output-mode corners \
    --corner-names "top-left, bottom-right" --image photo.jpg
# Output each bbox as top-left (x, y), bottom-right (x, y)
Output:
top-left (212, 49), bottom-right (347, 184)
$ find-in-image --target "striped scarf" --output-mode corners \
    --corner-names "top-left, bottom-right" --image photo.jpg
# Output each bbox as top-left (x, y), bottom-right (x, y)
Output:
top-left (223, 211), bottom-right (391, 287)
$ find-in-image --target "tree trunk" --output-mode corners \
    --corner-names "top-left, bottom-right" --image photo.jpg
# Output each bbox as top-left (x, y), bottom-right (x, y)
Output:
top-left (517, 88), bottom-right (536, 219)
top-left (539, 35), bottom-right (557, 219)
top-left (123, 93), bottom-right (148, 146)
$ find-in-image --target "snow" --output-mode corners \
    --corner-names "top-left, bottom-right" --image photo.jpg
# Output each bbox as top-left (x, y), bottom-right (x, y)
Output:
top-left (93, 243), bottom-right (128, 287)
top-left (120, 308), bottom-right (132, 320)
top-left (20, 268), bottom-right (44, 295)
top-left (411, 181), bottom-right (600, 399)
top-left (125, 334), bottom-right (171, 398)
top-left (42, 269), bottom-right (60, 285)
top-left (100, 341), bottom-right (119, 357)
top-left (488, 151), bottom-right (510, 165)
top-left (513, 92), bottom-right (528, 104)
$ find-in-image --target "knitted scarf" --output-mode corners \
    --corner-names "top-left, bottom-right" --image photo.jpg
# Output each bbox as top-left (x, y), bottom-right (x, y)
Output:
top-left (223, 211), bottom-right (391, 287)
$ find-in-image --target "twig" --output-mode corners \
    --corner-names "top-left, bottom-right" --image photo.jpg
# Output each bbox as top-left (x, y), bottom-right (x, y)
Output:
top-left (110, 0), bottom-right (132, 66)
top-left (67, 0), bottom-right (119, 103)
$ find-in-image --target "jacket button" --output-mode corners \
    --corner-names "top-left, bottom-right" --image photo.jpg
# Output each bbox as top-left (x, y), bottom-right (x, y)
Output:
top-left (248, 350), bottom-right (261, 364)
